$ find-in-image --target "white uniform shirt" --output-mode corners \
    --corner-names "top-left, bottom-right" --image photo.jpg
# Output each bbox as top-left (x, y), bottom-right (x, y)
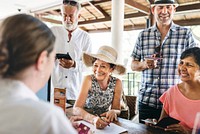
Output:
top-left (51, 26), bottom-right (92, 100)
top-left (0, 79), bottom-right (77, 134)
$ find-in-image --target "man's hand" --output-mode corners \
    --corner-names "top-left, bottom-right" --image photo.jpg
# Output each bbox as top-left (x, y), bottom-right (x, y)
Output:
top-left (59, 58), bottom-right (75, 69)
top-left (144, 58), bottom-right (158, 69)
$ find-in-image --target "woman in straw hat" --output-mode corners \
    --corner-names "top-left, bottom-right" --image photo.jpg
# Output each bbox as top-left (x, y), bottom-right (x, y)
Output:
top-left (73, 45), bottom-right (126, 129)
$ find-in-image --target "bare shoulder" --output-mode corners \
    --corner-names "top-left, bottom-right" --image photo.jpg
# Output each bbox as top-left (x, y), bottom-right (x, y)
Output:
top-left (84, 75), bottom-right (92, 81)
top-left (82, 75), bottom-right (92, 87)
top-left (115, 78), bottom-right (122, 85)
top-left (114, 78), bottom-right (123, 92)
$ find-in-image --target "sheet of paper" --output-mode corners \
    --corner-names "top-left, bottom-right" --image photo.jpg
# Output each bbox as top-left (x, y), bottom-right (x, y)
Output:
top-left (66, 103), bottom-right (73, 108)
top-left (76, 120), bottom-right (127, 134)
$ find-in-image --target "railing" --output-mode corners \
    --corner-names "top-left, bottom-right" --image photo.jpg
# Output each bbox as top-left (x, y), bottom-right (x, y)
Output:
top-left (122, 72), bottom-right (141, 96)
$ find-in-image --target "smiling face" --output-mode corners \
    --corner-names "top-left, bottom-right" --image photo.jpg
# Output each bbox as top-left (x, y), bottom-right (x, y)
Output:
top-left (151, 5), bottom-right (176, 26)
top-left (61, 5), bottom-right (79, 31)
top-left (178, 56), bottom-right (200, 82)
top-left (92, 59), bottom-right (114, 81)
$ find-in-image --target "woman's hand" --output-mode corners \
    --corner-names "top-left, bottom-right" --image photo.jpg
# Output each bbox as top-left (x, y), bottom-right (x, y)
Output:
top-left (165, 123), bottom-right (191, 134)
top-left (93, 116), bottom-right (109, 129)
top-left (101, 110), bottom-right (117, 122)
top-left (143, 118), bottom-right (158, 127)
top-left (69, 116), bottom-right (83, 129)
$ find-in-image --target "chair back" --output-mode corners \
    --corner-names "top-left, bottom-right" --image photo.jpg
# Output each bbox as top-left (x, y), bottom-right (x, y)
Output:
top-left (119, 93), bottom-right (137, 120)
top-left (125, 95), bottom-right (137, 120)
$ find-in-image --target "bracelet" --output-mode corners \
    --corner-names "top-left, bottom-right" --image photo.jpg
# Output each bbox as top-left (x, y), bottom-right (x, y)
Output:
top-left (92, 116), bottom-right (97, 125)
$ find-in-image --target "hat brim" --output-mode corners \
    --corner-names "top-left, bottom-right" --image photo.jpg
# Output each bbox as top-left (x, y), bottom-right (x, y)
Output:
top-left (151, 3), bottom-right (179, 7)
top-left (82, 52), bottom-right (126, 75)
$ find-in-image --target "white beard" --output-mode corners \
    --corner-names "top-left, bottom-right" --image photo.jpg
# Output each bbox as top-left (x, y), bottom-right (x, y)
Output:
top-left (63, 20), bottom-right (78, 31)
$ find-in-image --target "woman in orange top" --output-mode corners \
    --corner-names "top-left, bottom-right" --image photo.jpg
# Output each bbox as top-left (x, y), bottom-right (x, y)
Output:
top-left (151, 47), bottom-right (200, 134)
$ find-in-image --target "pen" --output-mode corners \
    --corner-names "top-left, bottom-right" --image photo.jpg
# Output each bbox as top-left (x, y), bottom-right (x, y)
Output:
top-left (96, 114), bottom-right (110, 126)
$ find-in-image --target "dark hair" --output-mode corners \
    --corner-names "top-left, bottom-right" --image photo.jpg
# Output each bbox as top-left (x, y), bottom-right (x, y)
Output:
top-left (180, 47), bottom-right (200, 66)
top-left (0, 14), bottom-right (55, 78)
top-left (92, 58), bottom-right (116, 69)
top-left (109, 63), bottom-right (116, 69)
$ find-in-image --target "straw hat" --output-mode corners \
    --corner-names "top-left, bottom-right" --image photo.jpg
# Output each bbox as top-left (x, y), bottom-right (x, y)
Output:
top-left (82, 45), bottom-right (126, 75)
top-left (151, 0), bottom-right (179, 7)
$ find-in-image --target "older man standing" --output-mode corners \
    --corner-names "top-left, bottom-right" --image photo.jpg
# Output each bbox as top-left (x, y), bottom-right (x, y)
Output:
top-left (131, 0), bottom-right (197, 123)
top-left (51, 0), bottom-right (92, 105)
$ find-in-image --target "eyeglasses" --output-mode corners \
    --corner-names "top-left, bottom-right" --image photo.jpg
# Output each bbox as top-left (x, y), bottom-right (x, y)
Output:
top-left (63, 0), bottom-right (78, 6)
top-left (155, 45), bottom-right (161, 58)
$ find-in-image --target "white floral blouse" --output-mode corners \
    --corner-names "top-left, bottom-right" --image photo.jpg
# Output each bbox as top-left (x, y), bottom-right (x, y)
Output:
top-left (84, 75), bottom-right (117, 115)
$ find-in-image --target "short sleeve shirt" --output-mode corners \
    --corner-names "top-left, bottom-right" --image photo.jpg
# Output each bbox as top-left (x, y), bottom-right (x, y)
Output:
top-left (160, 85), bottom-right (200, 129)
top-left (131, 22), bottom-right (197, 109)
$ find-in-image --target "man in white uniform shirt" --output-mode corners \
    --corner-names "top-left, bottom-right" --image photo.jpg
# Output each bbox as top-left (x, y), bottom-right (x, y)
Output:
top-left (51, 0), bottom-right (92, 105)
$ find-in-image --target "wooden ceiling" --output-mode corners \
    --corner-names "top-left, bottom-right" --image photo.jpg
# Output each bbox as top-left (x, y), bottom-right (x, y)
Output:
top-left (35, 0), bottom-right (200, 33)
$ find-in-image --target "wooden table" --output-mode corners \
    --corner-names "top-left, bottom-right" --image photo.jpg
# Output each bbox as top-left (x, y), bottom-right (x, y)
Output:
top-left (115, 118), bottom-right (177, 134)
top-left (66, 107), bottom-right (176, 134)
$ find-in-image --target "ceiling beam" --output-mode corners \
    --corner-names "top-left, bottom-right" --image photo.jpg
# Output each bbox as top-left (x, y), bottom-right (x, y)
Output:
top-left (37, 1), bottom-right (200, 33)
top-left (86, 1), bottom-right (110, 18)
top-left (87, 2), bottom-right (104, 16)
top-left (79, 12), bottom-right (147, 25)
top-left (82, 23), bottom-right (146, 33)
top-left (48, 10), bottom-right (60, 16)
top-left (39, 11), bottom-right (147, 26)
top-left (84, 6), bottom-right (98, 19)
top-left (125, 0), bottom-right (150, 15)
top-left (124, 24), bottom-right (146, 31)
top-left (82, 0), bottom-right (110, 7)
top-left (83, 18), bottom-right (200, 33)
top-left (174, 18), bottom-right (200, 26)
top-left (39, 17), bottom-right (62, 24)
top-left (79, 17), bottom-right (110, 25)
top-left (124, 12), bottom-right (147, 19)
top-left (38, 1), bottom-right (200, 26)
top-left (176, 3), bottom-right (200, 13)
top-left (95, 5), bottom-right (110, 17)
top-left (39, 16), bottom-right (200, 33)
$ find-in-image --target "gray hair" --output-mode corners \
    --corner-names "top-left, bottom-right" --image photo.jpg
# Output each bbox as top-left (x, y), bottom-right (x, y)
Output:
top-left (62, 0), bottom-right (81, 12)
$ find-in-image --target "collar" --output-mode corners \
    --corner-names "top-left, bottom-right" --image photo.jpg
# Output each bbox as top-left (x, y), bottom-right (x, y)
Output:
top-left (152, 22), bottom-right (177, 32)
top-left (66, 27), bottom-right (79, 35)
top-left (0, 79), bottom-right (39, 101)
